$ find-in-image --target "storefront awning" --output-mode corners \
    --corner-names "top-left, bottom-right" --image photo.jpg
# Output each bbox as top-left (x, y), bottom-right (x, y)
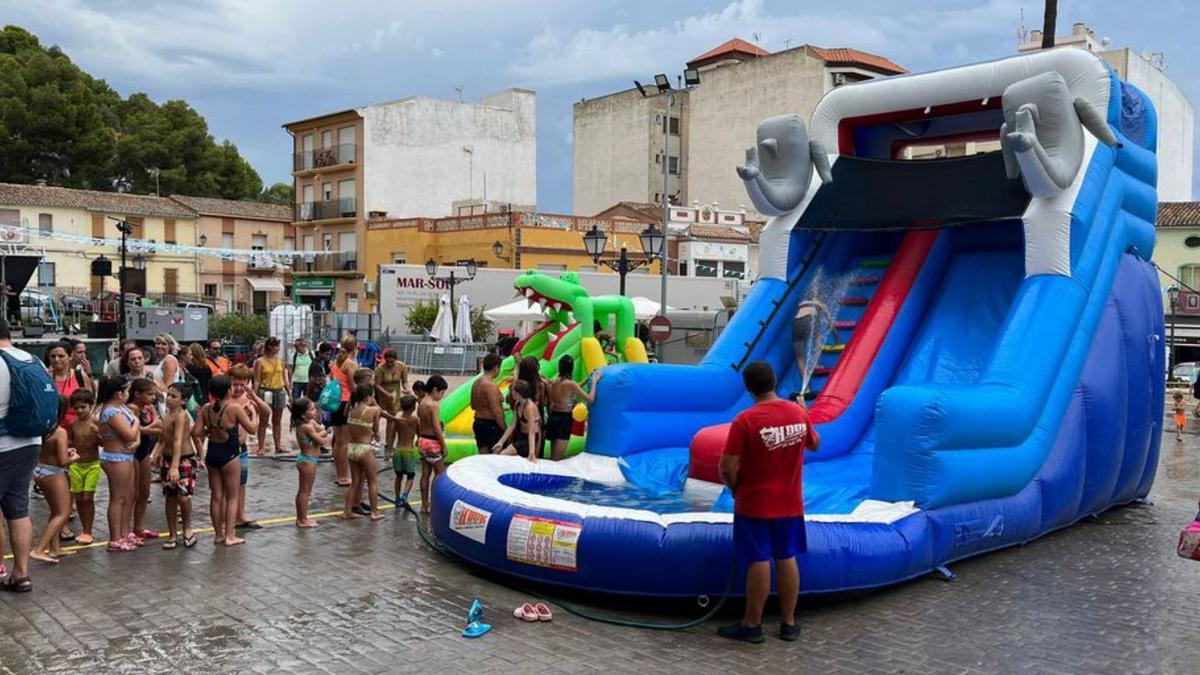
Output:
top-left (294, 286), bottom-right (333, 297)
top-left (245, 276), bottom-right (286, 292)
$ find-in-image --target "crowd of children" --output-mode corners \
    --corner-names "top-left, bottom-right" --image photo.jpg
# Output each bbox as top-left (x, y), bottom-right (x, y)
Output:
top-left (16, 332), bottom-right (603, 568)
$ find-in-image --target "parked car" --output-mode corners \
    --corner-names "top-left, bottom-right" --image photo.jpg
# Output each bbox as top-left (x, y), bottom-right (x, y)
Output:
top-left (1172, 361), bottom-right (1199, 384)
top-left (18, 289), bottom-right (57, 321)
top-left (176, 301), bottom-right (216, 315)
top-left (57, 293), bottom-right (91, 313)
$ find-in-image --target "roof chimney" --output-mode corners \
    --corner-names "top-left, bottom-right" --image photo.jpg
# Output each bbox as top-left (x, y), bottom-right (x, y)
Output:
top-left (1072, 22), bottom-right (1086, 37)
top-left (1029, 29), bottom-right (1043, 44)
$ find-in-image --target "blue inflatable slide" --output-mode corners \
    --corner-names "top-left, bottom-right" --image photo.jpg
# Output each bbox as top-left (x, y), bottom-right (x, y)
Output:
top-left (432, 48), bottom-right (1164, 597)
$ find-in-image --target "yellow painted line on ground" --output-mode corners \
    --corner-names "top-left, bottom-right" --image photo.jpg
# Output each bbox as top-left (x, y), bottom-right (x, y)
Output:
top-left (3, 498), bottom-right (422, 561)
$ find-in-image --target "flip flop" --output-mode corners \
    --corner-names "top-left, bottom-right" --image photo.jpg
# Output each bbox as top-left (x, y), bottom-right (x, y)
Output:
top-left (467, 599), bottom-right (484, 625)
top-left (0, 563), bottom-right (7, 577)
top-left (162, 540), bottom-right (178, 550)
top-left (59, 532), bottom-right (76, 542)
top-left (513, 603), bottom-right (539, 622)
top-left (462, 620), bottom-right (492, 638)
top-left (0, 576), bottom-right (31, 593)
top-left (183, 535), bottom-right (198, 548)
top-left (235, 521), bottom-right (263, 530)
top-left (534, 603), bottom-right (553, 621)
top-left (75, 534), bottom-right (94, 545)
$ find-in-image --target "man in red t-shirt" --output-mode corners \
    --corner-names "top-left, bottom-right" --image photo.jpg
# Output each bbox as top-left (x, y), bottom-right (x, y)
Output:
top-left (717, 361), bottom-right (819, 644)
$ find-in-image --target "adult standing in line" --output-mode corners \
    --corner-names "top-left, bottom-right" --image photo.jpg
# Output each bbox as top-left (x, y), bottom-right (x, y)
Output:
top-left (376, 348), bottom-right (409, 453)
top-left (289, 338), bottom-right (313, 402)
top-left (69, 339), bottom-right (94, 390)
top-left (205, 339), bottom-right (230, 378)
top-left (470, 354), bottom-right (506, 455)
top-left (717, 361), bottom-right (819, 644)
top-left (252, 337), bottom-right (290, 455)
top-left (120, 346), bottom-right (152, 382)
top-left (185, 343), bottom-right (212, 404)
top-left (152, 333), bottom-right (182, 388)
top-left (46, 341), bottom-right (89, 430)
top-left (0, 320), bottom-right (51, 591)
top-left (104, 340), bottom-right (139, 378)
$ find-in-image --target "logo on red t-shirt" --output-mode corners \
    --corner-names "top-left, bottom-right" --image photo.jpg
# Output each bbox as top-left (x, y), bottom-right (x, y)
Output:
top-left (758, 422), bottom-right (809, 452)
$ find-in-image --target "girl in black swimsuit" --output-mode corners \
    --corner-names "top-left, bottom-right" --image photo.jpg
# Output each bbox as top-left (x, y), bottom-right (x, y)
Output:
top-left (192, 375), bottom-right (255, 546)
top-left (495, 380), bottom-right (541, 462)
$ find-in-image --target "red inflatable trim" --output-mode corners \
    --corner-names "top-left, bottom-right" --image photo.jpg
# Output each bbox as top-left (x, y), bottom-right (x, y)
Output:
top-left (687, 229), bottom-right (936, 483)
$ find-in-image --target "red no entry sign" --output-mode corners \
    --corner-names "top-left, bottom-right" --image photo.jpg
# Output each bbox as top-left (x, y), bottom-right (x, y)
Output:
top-left (648, 315), bottom-right (672, 343)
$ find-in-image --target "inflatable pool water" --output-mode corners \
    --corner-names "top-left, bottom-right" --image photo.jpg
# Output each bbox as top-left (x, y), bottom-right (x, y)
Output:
top-left (432, 48), bottom-right (1164, 597)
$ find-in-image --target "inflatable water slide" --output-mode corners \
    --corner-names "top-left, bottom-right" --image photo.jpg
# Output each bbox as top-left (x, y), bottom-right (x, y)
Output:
top-left (437, 269), bottom-right (648, 459)
top-left (432, 49), bottom-right (1163, 597)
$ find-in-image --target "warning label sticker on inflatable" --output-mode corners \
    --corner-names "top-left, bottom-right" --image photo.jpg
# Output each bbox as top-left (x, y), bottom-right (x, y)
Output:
top-left (506, 514), bottom-right (581, 572)
top-left (449, 500), bottom-right (492, 544)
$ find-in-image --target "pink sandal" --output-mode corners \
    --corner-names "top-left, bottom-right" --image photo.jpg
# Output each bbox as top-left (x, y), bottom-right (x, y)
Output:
top-left (106, 539), bottom-right (135, 552)
top-left (512, 603), bottom-right (539, 622)
top-left (534, 603), bottom-right (553, 621)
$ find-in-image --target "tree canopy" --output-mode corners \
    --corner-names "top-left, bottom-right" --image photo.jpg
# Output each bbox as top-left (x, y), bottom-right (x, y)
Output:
top-left (0, 25), bottom-right (265, 200)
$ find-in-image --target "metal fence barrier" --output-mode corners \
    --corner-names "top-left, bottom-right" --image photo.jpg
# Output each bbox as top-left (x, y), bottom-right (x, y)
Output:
top-left (387, 339), bottom-right (492, 374)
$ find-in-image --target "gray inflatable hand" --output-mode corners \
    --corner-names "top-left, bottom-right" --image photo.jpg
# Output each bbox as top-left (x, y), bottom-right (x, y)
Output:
top-left (1000, 71), bottom-right (1119, 198)
top-left (737, 115), bottom-right (828, 216)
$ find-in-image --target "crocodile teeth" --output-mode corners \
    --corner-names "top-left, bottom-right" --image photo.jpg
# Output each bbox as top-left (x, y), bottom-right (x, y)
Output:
top-left (552, 302), bottom-right (562, 311)
top-left (538, 299), bottom-right (548, 311)
top-left (524, 288), bottom-right (534, 298)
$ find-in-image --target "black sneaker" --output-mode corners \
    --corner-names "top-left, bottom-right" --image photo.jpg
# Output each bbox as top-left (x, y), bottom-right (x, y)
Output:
top-left (780, 622), bottom-right (801, 641)
top-left (716, 622), bottom-right (764, 644)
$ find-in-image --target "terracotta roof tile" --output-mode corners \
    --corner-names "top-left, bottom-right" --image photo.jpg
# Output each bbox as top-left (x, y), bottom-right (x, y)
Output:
top-left (0, 182), bottom-right (197, 219)
top-left (1157, 202), bottom-right (1200, 228)
top-left (687, 38), bottom-right (769, 67)
top-left (687, 224), bottom-right (754, 242)
top-left (169, 195), bottom-right (292, 222)
top-left (809, 47), bottom-right (907, 75)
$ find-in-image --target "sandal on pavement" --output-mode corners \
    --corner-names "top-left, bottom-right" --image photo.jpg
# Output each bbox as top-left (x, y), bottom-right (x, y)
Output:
top-left (59, 531), bottom-right (76, 542)
top-left (512, 603), bottom-right (539, 622)
top-left (106, 540), bottom-right (135, 552)
top-left (182, 535), bottom-right (198, 548)
top-left (235, 521), bottom-right (263, 530)
top-left (162, 540), bottom-right (178, 550)
top-left (75, 534), bottom-right (95, 545)
top-left (0, 576), bottom-right (31, 593)
top-left (534, 603), bottom-right (553, 621)
top-left (137, 529), bottom-right (160, 539)
top-left (0, 563), bottom-right (6, 577)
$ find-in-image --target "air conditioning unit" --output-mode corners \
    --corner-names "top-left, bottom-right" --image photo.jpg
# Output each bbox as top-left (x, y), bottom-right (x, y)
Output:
top-left (364, 280), bottom-right (377, 294)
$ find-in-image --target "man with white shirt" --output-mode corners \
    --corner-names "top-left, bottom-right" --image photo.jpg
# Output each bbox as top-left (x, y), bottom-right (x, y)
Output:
top-left (0, 319), bottom-right (42, 592)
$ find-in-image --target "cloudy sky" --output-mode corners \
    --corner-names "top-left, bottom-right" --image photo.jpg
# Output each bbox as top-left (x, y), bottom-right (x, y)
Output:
top-left (4, 0), bottom-right (1197, 210)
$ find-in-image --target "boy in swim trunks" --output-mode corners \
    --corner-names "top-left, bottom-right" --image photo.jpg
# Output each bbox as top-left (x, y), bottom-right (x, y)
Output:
top-left (470, 354), bottom-right (506, 455)
top-left (546, 356), bottom-right (601, 461)
top-left (152, 383), bottom-right (197, 549)
top-left (228, 365), bottom-right (263, 531)
top-left (392, 395), bottom-right (420, 503)
top-left (1174, 391), bottom-right (1187, 441)
top-left (67, 389), bottom-right (100, 545)
top-left (417, 376), bottom-right (448, 514)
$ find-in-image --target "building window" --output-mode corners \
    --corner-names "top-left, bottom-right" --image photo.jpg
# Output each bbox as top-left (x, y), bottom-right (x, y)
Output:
top-left (338, 231), bottom-right (356, 253)
top-left (1186, 236), bottom-right (1200, 249)
top-left (283, 236), bottom-right (295, 251)
top-left (721, 261), bottom-right (746, 279)
top-left (1180, 265), bottom-right (1200, 289)
top-left (538, 264), bottom-right (567, 272)
top-left (303, 234), bottom-right (315, 251)
top-left (221, 233), bottom-right (234, 249)
top-left (392, 253), bottom-right (407, 264)
top-left (322, 130), bottom-right (333, 148)
top-left (322, 182), bottom-right (333, 201)
top-left (668, 156), bottom-right (679, 175)
top-left (37, 261), bottom-right (55, 285)
top-left (662, 116), bottom-right (680, 135)
top-left (38, 213), bottom-right (52, 236)
top-left (323, 233), bottom-right (333, 251)
top-left (578, 265), bottom-right (597, 273)
top-left (655, 153), bottom-right (661, 164)
top-left (251, 234), bottom-right (267, 251)
top-left (302, 134), bottom-right (314, 170)
top-left (695, 259), bottom-right (718, 278)
top-left (204, 283), bottom-right (217, 298)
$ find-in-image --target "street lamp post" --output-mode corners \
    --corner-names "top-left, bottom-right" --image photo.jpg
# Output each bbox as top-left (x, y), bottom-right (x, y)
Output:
top-left (581, 224), bottom-right (664, 296)
top-left (425, 258), bottom-right (477, 308)
top-left (110, 217), bottom-right (134, 343)
top-left (1169, 285), bottom-right (1181, 373)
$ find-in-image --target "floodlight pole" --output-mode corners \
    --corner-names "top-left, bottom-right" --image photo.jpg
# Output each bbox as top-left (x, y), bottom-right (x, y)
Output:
top-left (659, 93), bottom-right (673, 317)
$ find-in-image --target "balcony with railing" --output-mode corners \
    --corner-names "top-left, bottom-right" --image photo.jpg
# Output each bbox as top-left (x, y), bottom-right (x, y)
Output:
top-left (294, 197), bottom-right (356, 223)
top-left (292, 251), bottom-right (358, 274)
top-left (293, 143), bottom-right (356, 172)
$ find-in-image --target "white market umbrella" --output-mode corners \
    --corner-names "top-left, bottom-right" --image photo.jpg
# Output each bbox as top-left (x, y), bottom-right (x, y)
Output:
top-left (484, 298), bottom-right (546, 322)
top-left (630, 296), bottom-right (675, 321)
top-left (430, 294), bottom-right (454, 343)
top-left (455, 294), bottom-right (474, 343)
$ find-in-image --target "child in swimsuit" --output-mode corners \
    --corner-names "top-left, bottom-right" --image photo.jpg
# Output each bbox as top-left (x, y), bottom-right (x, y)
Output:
top-left (417, 376), bottom-right (449, 515)
top-left (495, 380), bottom-right (542, 463)
top-left (343, 384), bottom-right (388, 521)
top-left (192, 375), bottom-right (256, 547)
top-left (96, 375), bottom-right (141, 552)
top-left (228, 365), bottom-right (264, 531)
top-left (68, 389), bottom-right (100, 545)
top-left (391, 395), bottom-right (420, 503)
top-left (1175, 392), bottom-right (1187, 441)
top-left (151, 383), bottom-right (196, 549)
top-left (290, 397), bottom-right (331, 528)
top-left (545, 356), bottom-right (601, 461)
top-left (128, 377), bottom-right (161, 541)
top-left (31, 396), bottom-right (77, 563)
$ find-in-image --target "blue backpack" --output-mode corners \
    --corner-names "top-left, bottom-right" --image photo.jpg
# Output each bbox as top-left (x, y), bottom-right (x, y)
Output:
top-left (0, 349), bottom-right (59, 438)
top-left (317, 377), bottom-right (342, 412)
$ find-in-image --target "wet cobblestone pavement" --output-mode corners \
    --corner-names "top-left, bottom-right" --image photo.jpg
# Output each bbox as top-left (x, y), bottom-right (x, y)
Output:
top-left (2, 414), bottom-right (1200, 674)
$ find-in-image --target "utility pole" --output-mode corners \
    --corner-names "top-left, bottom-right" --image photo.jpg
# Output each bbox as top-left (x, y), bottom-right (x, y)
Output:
top-left (659, 93), bottom-right (673, 317)
top-left (111, 217), bottom-right (133, 343)
top-left (1041, 0), bottom-right (1058, 49)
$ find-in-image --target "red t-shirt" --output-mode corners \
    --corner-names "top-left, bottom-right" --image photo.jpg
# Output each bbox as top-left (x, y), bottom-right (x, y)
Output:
top-left (723, 399), bottom-right (818, 519)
